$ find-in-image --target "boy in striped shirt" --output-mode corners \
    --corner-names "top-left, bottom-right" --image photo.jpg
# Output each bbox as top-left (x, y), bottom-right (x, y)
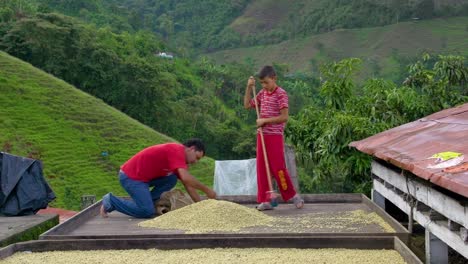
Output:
top-left (244, 65), bottom-right (304, 211)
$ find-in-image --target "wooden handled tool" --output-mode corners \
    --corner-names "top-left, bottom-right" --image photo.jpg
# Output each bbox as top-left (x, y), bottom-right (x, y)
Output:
top-left (251, 82), bottom-right (278, 207)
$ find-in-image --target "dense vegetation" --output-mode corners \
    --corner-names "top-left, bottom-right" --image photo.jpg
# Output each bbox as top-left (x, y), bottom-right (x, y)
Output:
top-left (0, 0), bottom-right (466, 208)
top-left (286, 54), bottom-right (467, 194)
top-left (0, 51), bottom-right (215, 210)
top-left (0, 10), bottom-right (261, 160)
top-left (4, 0), bottom-right (467, 52)
top-left (0, 4), bottom-right (321, 160)
top-left (10, 0), bottom-right (463, 84)
top-left (20, 0), bottom-right (251, 53)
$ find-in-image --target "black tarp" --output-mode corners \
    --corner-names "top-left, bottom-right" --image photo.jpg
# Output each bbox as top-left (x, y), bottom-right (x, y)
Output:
top-left (0, 152), bottom-right (55, 216)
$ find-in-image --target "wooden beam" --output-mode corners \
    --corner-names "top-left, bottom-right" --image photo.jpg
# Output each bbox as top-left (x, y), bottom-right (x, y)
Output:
top-left (429, 210), bottom-right (446, 221)
top-left (448, 220), bottom-right (461, 232)
top-left (373, 180), bottom-right (468, 259)
top-left (417, 203), bottom-right (431, 212)
top-left (372, 161), bottom-right (468, 228)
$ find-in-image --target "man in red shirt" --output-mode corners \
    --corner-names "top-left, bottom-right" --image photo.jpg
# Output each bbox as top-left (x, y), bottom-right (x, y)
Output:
top-left (100, 138), bottom-right (216, 218)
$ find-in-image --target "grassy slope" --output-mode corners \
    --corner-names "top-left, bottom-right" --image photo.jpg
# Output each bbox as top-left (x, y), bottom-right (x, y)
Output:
top-left (207, 17), bottom-right (468, 79)
top-left (0, 52), bottom-right (214, 210)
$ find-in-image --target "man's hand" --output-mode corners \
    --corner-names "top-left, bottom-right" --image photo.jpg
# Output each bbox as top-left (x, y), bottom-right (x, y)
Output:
top-left (205, 189), bottom-right (217, 199)
top-left (178, 168), bottom-right (216, 200)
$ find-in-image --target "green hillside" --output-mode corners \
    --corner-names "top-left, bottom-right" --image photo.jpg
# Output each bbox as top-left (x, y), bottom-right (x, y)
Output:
top-left (228, 0), bottom-right (468, 41)
top-left (28, 0), bottom-right (467, 52)
top-left (0, 51), bottom-right (215, 210)
top-left (206, 16), bottom-right (468, 80)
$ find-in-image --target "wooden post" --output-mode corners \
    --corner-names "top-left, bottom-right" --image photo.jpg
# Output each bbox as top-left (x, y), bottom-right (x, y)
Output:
top-left (425, 230), bottom-right (448, 264)
top-left (372, 189), bottom-right (386, 210)
top-left (80, 195), bottom-right (96, 210)
top-left (284, 144), bottom-right (300, 192)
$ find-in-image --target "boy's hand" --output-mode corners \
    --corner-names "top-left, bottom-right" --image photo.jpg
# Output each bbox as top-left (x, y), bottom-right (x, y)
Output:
top-left (256, 118), bottom-right (267, 127)
top-left (247, 76), bottom-right (255, 88)
top-left (244, 76), bottom-right (256, 109)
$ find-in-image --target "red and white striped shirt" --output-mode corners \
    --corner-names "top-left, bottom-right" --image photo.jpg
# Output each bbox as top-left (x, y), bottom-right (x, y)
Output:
top-left (250, 87), bottom-right (288, 135)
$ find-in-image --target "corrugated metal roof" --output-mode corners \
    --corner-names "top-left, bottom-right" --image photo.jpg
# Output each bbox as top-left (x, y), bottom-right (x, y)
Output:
top-left (350, 103), bottom-right (468, 198)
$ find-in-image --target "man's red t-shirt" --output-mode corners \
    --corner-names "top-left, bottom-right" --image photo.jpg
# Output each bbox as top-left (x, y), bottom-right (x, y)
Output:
top-left (121, 143), bottom-right (187, 182)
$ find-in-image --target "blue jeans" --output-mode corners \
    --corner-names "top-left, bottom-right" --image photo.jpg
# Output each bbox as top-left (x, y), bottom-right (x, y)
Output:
top-left (102, 170), bottom-right (177, 218)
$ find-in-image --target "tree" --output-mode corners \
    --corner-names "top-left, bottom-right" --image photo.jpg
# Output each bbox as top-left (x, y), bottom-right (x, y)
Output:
top-left (0, 7), bottom-right (14, 22)
top-left (1, 13), bottom-right (80, 76)
top-left (319, 58), bottom-right (361, 110)
top-left (156, 13), bottom-right (173, 40)
top-left (413, 0), bottom-right (434, 19)
top-left (389, 0), bottom-right (408, 23)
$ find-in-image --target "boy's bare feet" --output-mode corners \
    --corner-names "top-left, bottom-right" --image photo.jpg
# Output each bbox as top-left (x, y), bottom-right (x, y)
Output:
top-left (100, 204), bottom-right (108, 218)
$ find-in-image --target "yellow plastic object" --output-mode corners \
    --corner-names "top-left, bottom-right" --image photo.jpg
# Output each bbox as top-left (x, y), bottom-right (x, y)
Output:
top-left (430, 151), bottom-right (463, 161)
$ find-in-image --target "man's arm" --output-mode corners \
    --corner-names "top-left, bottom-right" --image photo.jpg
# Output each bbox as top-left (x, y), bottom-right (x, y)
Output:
top-left (183, 183), bottom-right (201, 202)
top-left (256, 108), bottom-right (289, 127)
top-left (177, 168), bottom-right (216, 199)
top-left (244, 76), bottom-right (255, 109)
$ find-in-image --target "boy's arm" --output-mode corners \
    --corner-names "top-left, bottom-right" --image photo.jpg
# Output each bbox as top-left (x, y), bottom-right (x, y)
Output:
top-left (244, 76), bottom-right (255, 109)
top-left (256, 108), bottom-right (289, 127)
top-left (177, 168), bottom-right (216, 200)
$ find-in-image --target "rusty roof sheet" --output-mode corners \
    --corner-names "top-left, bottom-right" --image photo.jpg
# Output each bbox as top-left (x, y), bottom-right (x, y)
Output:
top-left (349, 103), bottom-right (468, 198)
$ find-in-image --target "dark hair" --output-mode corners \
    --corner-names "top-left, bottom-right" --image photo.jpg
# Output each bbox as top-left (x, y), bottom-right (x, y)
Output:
top-left (258, 65), bottom-right (276, 79)
top-left (183, 138), bottom-right (205, 154)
